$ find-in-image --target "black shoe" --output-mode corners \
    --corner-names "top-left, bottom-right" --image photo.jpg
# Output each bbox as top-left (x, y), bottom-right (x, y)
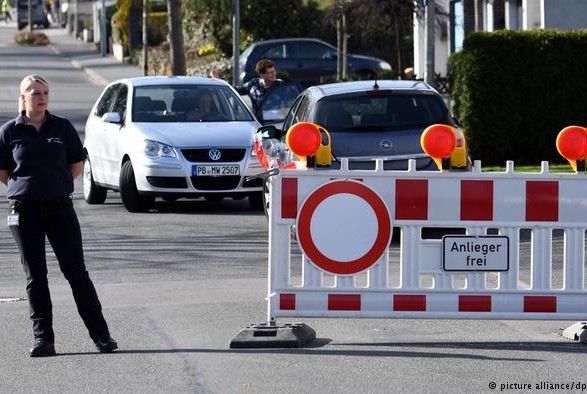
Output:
top-left (94, 336), bottom-right (118, 353)
top-left (30, 339), bottom-right (56, 357)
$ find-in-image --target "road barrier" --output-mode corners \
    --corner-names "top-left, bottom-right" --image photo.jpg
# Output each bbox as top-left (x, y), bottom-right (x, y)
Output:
top-left (230, 124), bottom-right (587, 348)
top-left (265, 159), bottom-right (587, 321)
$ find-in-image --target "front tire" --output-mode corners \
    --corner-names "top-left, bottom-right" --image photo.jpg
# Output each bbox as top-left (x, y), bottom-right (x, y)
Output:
top-left (262, 179), bottom-right (270, 217)
top-left (119, 161), bottom-right (154, 213)
top-left (83, 157), bottom-right (107, 204)
top-left (249, 191), bottom-right (264, 210)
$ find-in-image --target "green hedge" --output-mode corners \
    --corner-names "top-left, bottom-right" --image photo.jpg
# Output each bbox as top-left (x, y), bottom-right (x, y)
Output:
top-left (112, 0), bottom-right (167, 47)
top-left (449, 30), bottom-right (587, 166)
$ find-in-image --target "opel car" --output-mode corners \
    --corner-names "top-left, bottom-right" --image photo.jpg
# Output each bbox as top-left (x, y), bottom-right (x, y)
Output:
top-left (272, 79), bottom-right (469, 171)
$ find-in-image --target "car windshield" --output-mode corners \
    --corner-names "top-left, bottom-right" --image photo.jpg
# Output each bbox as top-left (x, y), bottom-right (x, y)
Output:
top-left (132, 85), bottom-right (255, 123)
top-left (259, 83), bottom-right (302, 123)
top-left (315, 93), bottom-right (450, 132)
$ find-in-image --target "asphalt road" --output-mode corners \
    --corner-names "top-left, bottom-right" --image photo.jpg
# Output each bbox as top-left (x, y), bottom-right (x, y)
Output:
top-left (1, 24), bottom-right (587, 394)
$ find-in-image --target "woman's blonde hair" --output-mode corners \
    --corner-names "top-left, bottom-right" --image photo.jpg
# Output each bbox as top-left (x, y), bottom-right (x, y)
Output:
top-left (19, 74), bottom-right (49, 114)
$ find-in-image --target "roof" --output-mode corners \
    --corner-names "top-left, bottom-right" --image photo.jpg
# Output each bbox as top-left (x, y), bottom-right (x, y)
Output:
top-left (111, 76), bottom-right (229, 88)
top-left (248, 37), bottom-right (329, 47)
top-left (306, 80), bottom-right (438, 98)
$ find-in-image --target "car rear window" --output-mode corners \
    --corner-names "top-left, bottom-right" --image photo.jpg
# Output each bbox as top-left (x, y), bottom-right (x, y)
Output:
top-left (315, 93), bottom-right (450, 131)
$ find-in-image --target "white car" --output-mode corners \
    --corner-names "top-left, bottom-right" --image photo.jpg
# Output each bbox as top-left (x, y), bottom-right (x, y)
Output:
top-left (83, 76), bottom-right (264, 212)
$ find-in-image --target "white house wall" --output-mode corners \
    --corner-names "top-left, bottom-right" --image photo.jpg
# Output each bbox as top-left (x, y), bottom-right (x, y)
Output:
top-left (413, 0), bottom-right (450, 79)
top-left (523, 0), bottom-right (541, 29)
top-left (415, 0), bottom-right (587, 81)
top-left (542, 0), bottom-right (587, 30)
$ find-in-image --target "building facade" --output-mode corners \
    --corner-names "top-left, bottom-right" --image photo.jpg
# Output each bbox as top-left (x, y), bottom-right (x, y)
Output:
top-left (414, 0), bottom-right (587, 80)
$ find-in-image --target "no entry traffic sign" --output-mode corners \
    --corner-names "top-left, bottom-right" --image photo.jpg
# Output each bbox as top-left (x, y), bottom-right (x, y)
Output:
top-left (296, 180), bottom-right (391, 275)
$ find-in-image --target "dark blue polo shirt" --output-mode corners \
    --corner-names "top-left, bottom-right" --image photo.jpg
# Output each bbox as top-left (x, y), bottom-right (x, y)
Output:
top-left (0, 111), bottom-right (86, 200)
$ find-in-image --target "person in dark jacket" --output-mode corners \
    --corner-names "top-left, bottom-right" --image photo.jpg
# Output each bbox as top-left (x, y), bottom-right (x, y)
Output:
top-left (236, 59), bottom-right (283, 123)
top-left (0, 74), bottom-right (117, 357)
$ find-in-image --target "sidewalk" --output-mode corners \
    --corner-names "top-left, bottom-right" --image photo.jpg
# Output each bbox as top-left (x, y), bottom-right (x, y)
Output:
top-left (43, 27), bottom-right (143, 86)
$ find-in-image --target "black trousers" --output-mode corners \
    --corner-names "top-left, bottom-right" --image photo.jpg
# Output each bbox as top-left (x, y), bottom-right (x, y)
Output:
top-left (8, 198), bottom-right (110, 343)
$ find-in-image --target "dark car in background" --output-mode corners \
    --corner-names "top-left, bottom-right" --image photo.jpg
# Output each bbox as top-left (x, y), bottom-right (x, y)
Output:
top-left (237, 38), bottom-right (392, 87)
top-left (16, 0), bottom-right (50, 30)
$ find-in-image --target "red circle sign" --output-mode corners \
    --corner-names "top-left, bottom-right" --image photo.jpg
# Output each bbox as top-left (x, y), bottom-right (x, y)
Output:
top-left (296, 180), bottom-right (391, 275)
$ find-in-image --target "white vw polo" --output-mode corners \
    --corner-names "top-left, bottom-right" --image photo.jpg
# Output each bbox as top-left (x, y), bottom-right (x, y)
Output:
top-left (83, 76), bottom-right (264, 212)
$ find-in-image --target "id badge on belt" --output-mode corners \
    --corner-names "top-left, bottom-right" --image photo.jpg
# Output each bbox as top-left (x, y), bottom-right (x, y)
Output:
top-left (7, 210), bottom-right (19, 226)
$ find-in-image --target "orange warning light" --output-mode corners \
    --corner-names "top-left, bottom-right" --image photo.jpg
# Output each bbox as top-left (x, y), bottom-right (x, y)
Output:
top-left (556, 125), bottom-right (587, 172)
top-left (285, 122), bottom-right (322, 157)
top-left (556, 126), bottom-right (587, 160)
top-left (421, 124), bottom-right (457, 170)
top-left (421, 124), bottom-right (457, 158)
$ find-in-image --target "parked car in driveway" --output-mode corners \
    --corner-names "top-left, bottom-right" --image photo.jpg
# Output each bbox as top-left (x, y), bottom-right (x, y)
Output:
top-left (237, 38), bottom-right (392, 87)
top-left (83, 76), bottom-right (265, 212)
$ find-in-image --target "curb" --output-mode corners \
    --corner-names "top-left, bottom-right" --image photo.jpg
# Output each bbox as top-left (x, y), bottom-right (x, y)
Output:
top-left (71, 59), bottom-right (110, 87)
top-left (48, 43), bottom-right (110, 87)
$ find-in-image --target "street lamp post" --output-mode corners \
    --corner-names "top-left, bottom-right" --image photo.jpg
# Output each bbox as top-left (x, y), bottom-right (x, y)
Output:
top-left (233, 0), bottom-right (240, 85)
top-left (142, 0), bottom-right (147, 75)
top-left (335, 0), bottom-right (348, 81)
top-left (73, 0), bottom-right (78, 38)
top-left (424, 0), bottom-right (436, 87)
top-left (101, 0), bottom-right (107, 56)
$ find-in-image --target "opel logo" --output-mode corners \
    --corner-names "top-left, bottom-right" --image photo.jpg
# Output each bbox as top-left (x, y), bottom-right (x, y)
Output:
top-left (380, 139), bottom-right (393, 152)
top-left (208, 148), bottom-right (222, 161)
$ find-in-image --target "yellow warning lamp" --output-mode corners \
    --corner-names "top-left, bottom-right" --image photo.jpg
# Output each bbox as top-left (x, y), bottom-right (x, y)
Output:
top-left (286, 122), bottom-right (332, 168)
top-left (556, 125), bottom-right (587, 172)
top-left (420, 124), bottom-right (457, 171)
top-left (314, 125), bottom-right (332, 167)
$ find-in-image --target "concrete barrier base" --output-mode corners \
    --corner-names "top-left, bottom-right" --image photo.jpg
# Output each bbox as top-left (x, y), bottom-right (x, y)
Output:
top-left (561, 321), bottom-right (587, 343)
top-left (230, 322), bottom-right (316, 348)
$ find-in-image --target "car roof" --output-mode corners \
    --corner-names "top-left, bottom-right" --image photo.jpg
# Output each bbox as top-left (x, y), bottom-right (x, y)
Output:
top-left (304, 80), bottom-right (439, 99)
top-left (248, 37), bottom-right (330, 48)
top-left (111, 76), bottom-right (230, 88)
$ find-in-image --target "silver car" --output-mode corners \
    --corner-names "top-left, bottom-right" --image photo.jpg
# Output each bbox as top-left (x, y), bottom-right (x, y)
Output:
top-left (83, 76), bottom-right (264, 212)
top-left (275, 80), bottom-right (468, 171)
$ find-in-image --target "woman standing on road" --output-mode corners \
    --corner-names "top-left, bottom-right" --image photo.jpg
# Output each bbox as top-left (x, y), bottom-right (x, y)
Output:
top-left (0, 74), bottom-right (117, 357)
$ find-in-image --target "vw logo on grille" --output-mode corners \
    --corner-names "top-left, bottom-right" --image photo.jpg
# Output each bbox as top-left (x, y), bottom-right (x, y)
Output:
top-left (208, 148), bottom-right (222, 161)
top-left (380, 139), bottom-right (393, 152)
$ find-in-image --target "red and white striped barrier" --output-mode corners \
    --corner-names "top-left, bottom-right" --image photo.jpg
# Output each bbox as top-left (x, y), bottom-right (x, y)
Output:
top-left (266, 159), bottom-right (587, 322)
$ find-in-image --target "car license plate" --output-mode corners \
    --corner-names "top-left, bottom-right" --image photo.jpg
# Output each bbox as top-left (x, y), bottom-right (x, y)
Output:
top-left (442, 236), bottom-right (509, 271)
top-left (193, 165), bottom-right (240, 176)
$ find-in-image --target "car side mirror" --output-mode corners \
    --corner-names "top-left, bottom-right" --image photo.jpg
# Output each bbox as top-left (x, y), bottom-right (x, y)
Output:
top-left (102, 112), bottom-right (122, 124)
top-left (256, 125), bottom-right (284, 140)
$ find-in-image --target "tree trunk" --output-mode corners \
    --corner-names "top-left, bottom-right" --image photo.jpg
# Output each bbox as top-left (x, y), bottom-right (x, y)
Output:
top-left (167, 0), bottom-right (186, 75)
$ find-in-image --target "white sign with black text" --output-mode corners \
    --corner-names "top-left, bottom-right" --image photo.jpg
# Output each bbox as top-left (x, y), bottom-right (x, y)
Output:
top-left (442, 235), bottom-right (509, 272)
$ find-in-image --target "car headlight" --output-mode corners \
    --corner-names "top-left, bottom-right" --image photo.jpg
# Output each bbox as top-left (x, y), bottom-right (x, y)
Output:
top-left (379, 61), bottom-right (392, 71)
top-left (144, 140), bottom-right (177, 159)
